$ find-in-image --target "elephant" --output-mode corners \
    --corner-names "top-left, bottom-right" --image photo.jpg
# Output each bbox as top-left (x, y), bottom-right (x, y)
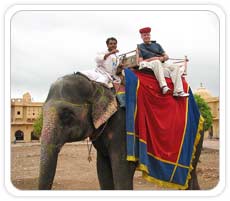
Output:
top-left (38, 72), bottom-right (203, 190)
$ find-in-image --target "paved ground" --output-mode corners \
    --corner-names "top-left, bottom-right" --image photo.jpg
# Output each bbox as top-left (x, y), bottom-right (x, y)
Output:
top-left (202, 138), bottom-right (219, 150)
top-left (11, 138), bottom-right (219, 190)
top-left (13, 138), bottom-right (220, 149)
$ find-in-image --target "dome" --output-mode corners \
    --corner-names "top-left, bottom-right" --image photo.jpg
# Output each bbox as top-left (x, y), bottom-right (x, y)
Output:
top-left (194, 83), bottom-right (213, 100)
top-left (22, 92), bottom-right (32, 102)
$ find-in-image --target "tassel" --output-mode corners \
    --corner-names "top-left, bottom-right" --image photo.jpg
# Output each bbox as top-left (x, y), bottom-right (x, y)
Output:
top-left (87, 138), bottom-right (93, 163)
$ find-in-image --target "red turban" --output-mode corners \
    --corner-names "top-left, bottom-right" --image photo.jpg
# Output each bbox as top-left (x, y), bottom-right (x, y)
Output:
top-left (139, 27), bottom-right (151, 34)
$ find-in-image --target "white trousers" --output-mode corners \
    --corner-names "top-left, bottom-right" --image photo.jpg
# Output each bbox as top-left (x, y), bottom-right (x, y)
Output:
top-left (139, 60), bottom-right (185, 93)
top-left (80, 67), bottom-right (121, 88)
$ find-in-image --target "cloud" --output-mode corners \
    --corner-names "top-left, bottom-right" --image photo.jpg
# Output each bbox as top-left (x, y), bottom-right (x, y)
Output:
top-left (11, 10), bottom-right (220, 101)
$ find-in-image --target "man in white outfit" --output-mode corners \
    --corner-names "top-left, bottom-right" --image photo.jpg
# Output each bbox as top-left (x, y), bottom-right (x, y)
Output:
top-left (137, 27), bottom-right (189, 97)
top-left (81, 37), bottom-right (121, 88)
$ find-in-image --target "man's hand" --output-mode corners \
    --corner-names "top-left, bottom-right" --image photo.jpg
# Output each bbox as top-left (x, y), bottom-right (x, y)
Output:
top-left (110, 49), bottom-right (119, 54)
top-left (147, 56), bottom-right (165, 62)
top-left (145, 56), bottom-right (161, 62)
top-left (116, 65), bottom-right (123, 75)
top-left (118, 63), bottom-right (124, 68)
top-left (104, 49), bottom-right (119, 60)
top-left (159, 56), bottom-right (165, 62)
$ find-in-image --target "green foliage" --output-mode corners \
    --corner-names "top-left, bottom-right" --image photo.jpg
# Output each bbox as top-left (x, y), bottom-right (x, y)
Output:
top-left (194, 94), bottom-right (213, 131)
top-left (33, 112), bottom-right (43, 138)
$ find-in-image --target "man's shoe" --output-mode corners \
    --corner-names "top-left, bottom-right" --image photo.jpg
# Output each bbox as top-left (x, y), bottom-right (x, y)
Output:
top-left (173, 91), bottom-right (189, 97)
top-left (162, 86), bottom-right (171, 95)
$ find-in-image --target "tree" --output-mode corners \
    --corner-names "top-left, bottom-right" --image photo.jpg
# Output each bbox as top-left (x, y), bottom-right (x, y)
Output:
top-left (194, 94), bottom-right (213, 131)
top-left (33, 112), bottom-right (43, 138)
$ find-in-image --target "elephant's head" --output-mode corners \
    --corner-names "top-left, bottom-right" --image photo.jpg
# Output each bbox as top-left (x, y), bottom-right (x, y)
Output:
top-left (38, 74), bottom-right (117, 189)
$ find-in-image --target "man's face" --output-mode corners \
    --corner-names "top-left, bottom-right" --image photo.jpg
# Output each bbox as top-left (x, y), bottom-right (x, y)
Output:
top-left (141, 33), bottom-right (151, 43)
top-left (107, 40), bottom-right (117, 51)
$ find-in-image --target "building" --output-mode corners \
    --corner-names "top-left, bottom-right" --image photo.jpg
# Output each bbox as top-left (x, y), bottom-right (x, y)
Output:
top-left (11, 87), bottom-right (219, 142)
top-left (11, 92), bottom-right (43, 142)
top-left (194, 83), bottom-right (219, 139)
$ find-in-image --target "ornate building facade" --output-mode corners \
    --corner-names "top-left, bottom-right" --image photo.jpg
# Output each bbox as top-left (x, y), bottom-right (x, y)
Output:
top-left (194, 84), bottom-right (219, 139)
top-left (11, 87), bottom-right (219, 142)
top-left (11, 92), bottom-right (43, 142)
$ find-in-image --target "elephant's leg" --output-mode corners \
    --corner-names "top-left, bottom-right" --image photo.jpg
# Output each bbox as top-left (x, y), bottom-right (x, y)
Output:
top-left (104, 109), bottom-right (136, 190)
top-left (96, 151), bottom-right (114, 190)
top-left (187, 131), bottom-right (204, 190)
top-left (187, 168), bottom-right (200, 190)
top-left (110, 153), bottom-right (136, 190)
top-left (111, 153), bottom-right (136, 190)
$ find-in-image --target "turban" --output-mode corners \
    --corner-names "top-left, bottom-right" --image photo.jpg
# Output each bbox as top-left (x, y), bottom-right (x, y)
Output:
top-left (139, 27), bottom-right (151, 34)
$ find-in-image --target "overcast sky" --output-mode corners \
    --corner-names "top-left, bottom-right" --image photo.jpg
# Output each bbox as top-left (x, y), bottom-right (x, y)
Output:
top-left (11, 10), bottom-right (219, 102)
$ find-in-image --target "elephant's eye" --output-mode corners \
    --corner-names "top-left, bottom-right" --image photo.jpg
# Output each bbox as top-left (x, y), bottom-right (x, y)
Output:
top-left (60, 108), bottom-right (75, 126)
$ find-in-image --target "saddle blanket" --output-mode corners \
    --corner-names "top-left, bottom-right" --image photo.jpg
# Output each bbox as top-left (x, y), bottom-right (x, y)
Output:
top-left (125, 68), bottom-right (204, 189)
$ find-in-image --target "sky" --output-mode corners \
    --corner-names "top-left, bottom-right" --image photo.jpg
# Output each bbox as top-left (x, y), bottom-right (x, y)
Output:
top-left (11, 10), bottom-right (220, 102)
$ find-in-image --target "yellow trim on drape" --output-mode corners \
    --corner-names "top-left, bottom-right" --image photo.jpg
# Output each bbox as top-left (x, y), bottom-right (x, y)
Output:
top-left (147, 152), bottom-right (189, 169)
top-left (142, 171), bottom-right (186, 190)
top-left (134, 80), bottom-right (140, 120)
top-left (133, 80), bottom-right (140, 158)
top-left (169, 92), bottom-right (189, 182)
top-left (126, 80), bottom-right (204, 189)
top-left (182, 115), bottom-right (204, 189)
top-left (116, 92), bottom-right (125, 95)
top-left (127, 115), bottom-right (204, 190)
top-left (127, 83), bottom-right (204, 189)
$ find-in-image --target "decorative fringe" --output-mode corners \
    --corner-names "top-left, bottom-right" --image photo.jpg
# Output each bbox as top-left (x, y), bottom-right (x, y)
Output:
top-left (93, 97), bottom-right (118, 129)
top-left (127, 115), bottom-right (204, 190)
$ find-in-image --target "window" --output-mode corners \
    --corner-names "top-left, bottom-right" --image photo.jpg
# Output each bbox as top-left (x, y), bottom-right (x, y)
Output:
top-left (17, 111), bottom-right (20, 115)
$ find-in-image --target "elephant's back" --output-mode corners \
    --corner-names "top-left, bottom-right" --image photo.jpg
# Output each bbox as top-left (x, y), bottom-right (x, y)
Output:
top-left (45, 73), bottom-right (94, 103)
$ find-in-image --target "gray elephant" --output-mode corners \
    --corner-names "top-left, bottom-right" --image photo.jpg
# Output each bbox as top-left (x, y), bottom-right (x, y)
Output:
top-left (38, 73), bottom-right (203, 190)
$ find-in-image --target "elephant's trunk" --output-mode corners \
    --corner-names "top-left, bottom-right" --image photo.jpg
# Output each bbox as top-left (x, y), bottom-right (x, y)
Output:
top-left (39, 142), bottom-right (59, 190)
top-left (38, 107), bottom-right (60, 190)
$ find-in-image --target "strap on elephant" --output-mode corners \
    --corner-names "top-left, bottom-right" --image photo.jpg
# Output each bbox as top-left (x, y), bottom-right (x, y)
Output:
top-left (87, 120), bottom-right (109, 162)
top-left (86, 139), bottom-right (93, 162)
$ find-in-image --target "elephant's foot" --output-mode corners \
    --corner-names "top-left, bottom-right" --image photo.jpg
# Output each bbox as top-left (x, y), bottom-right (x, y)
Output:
top-left (96, 151), bottom-right (115, 190)
top-left (187, 170), bottom-right (200, 190)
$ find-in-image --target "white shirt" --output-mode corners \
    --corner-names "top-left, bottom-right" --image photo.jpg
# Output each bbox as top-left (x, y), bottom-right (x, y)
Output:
top-left (80, 50), bottom-right (121, 87)
top-left (95, 50), bottom-right (119, 76)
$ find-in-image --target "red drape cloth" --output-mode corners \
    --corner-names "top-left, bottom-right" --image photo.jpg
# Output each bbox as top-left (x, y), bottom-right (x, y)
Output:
top-left (134, 71), bottom-right (188, 162)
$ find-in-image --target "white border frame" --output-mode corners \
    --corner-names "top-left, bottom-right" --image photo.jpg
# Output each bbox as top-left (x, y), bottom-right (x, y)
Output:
top-left (4, 4), bottom-right (226, 197)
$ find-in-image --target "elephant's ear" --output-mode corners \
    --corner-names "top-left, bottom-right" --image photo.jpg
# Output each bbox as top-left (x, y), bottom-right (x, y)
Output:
top-left (92, 85), bottom-right (118, 129)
